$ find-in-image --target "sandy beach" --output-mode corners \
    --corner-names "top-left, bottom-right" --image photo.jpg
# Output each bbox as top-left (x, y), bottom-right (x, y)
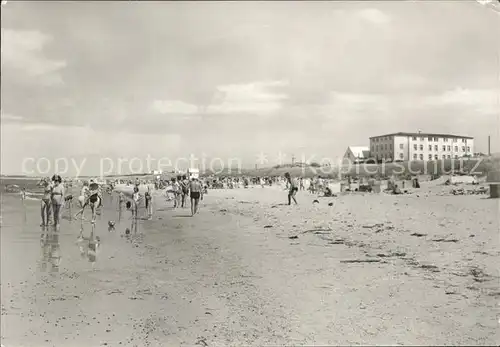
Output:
top-left (1, 182), bottom-right (498, 347)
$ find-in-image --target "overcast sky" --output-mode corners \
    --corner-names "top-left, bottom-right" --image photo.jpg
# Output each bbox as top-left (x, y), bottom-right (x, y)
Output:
top-left (1, 1), bottom-right (499, 176)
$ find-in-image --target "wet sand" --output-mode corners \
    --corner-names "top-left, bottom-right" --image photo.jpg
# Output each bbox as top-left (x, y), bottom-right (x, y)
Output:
top-left (1, 185), bottom-right (499, 346)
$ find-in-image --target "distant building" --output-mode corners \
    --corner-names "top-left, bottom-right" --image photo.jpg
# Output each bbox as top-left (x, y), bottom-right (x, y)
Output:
top-left (369, 132), bottom-right (474, 162)
top-left (343, 146), bottom-right (371, 163)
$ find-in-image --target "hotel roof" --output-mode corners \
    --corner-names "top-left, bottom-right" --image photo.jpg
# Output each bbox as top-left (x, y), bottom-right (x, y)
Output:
top-left (369, 132), bottom-right (473, 139)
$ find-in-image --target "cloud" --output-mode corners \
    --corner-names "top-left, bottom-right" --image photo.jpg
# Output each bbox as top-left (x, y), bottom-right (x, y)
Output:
top-left (357, 8), bottom-right (391, 24)
top-left (0, 112), bottom-right (23, 121)
top-left (1, 29), bottom-right (66, 85)
top-left (207, 80), bottom-right (289, 114)
top-left (151, 100), bottom-right (199, 114)
top-left (424, 88), bottom-right (498, 114)
top-left (151, 80), bottom-right (289, 116)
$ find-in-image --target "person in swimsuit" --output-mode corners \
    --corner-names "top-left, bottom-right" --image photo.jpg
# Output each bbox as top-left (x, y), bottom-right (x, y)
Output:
top-left (75, 182), bottom-right (102, 224)
top-left (118, 191), bottom-right (125, 210)
top-left (145, 186), bottom-right (153, 219)
top-left (180, 175), bottom-right (189, 208)
top-left (284, 172), bottom-right (298, 205)
top-left (78, 181), bottom-right (90, 209)
top-left (189, 177), bottom-right (202, 216)
top-left (51, 175), bottom-right (65, 228)
top-left (40, 178), bottom-right (53, 226)
top-left (129, 186), bottom-right (140, 220)
top-left (171, 177), bottom-right (181, 208)
top-left (20, 187), bottom-right (26, 206)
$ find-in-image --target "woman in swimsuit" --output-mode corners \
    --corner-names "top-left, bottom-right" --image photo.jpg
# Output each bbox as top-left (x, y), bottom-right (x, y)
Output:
top-left (51, 175), bottom-right (65, 228)
top-left (40, 178), bottom-right (53, 226)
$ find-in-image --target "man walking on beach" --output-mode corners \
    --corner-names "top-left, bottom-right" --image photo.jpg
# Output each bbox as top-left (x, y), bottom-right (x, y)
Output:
top-left (189, 177), bottom-right (202, 216)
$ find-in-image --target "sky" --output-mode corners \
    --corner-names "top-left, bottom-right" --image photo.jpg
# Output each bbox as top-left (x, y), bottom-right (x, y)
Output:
top-left (1, 0), bottom-right (499, 176)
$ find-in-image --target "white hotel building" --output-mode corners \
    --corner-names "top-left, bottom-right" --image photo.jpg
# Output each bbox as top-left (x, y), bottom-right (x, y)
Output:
top-left (369, 132), bottom-right (474, 162)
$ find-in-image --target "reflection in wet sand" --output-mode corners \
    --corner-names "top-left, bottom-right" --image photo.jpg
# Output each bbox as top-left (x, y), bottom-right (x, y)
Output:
top-left (39, 227), bottom-right (61, 273)
top-left (77, 222), bottom-right (101, 266)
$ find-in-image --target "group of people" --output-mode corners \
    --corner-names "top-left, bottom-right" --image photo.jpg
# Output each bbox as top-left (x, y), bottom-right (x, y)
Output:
top-left (168, 175), bottom-right (203, 216)
top-left (39, 175), bottom-right (66, 228)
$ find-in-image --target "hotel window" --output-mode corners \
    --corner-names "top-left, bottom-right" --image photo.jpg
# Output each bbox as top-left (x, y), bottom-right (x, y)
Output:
top-left (447, 155), bottom-right (451, 159)
top-left (413, 154), bottom-right (417, 160)
top-left (467, 146), bottom-right (470, 152)
top-left (442, 154), bottom-right (446, 159)
top-left (412, 136), bottom-right (417, 140)
top-left (420, 137), bottom-right (425, 141)
top-left (385, 144), bottom-right (388, 150)
top-left (389, 144), bottom-right (392, 150)
top-left (462, 146), bottom-right (465, 152)
top-left (462, 139), bottom-right (466, 143)
top-left (414, 144), bottom-right (417, 150)
top-left (454, 146), bottom-right (458, 151)
top-left (434, 137), bottom-right (439, 141)
top-left (428, 145), bottom-right (432, 151)
top-left (419, 154), bottom-right (424, 160)
top-left (447, 145), bottom-right (451, 151)
top-left (444, 138), bottom-right (448, 142)
top-left (434, 145), bottom-right (438, 151)
top-left (420, 145), bottom-right (423, 150)
top-left (399, 153), bottom-right (404, 159)
top-left (399, 144), bottom-right (404, 149)
top-left (428, 136), bottom-right (433, 141)
top-left (453, 138), bottom-right (457, 142)
top-left (428, 154), bottom-right (432, 160)
top-left (434, 154), bottom-right (438, 160)
top-left (442, 146), bottom-right (446, 151)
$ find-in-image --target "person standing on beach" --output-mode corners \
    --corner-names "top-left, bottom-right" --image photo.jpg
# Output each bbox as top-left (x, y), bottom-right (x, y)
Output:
top-left (131, 186), bottom-right (140, 219)
top-left (145, 186), bottom-right (153, 219)
top-left (51, 175), bottom-right (65, 229)
top-left (41, 178), bottom-right (53, 226)
top-left (78, 181), bottom-right (90, 209)
top-left (284, 172), bottom-right (298, 205)
top-left (189, 177), bottom-right (202, 216)
top-left (20, 187), bottom-right (26, 203)
top-left (171, 177), bottom-right (181, 208)
top-left (180, 175), bottom-right (190, 208)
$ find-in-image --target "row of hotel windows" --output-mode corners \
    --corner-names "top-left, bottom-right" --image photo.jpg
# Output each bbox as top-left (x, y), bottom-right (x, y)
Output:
top-left (373, 136), bottom-right (468, 143)
top-left (373, 136), bottom-right (393, 142)
top-left (373, 144), bottom-right (471, 152)
top-left (412, 144), bottom-right (470, 152)
top-left (412, 154), bottom-right (459, 160)
top-left (410, 136), bottom-right (467, 143)
top-left (378, 153), bottom-right (463, 160)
